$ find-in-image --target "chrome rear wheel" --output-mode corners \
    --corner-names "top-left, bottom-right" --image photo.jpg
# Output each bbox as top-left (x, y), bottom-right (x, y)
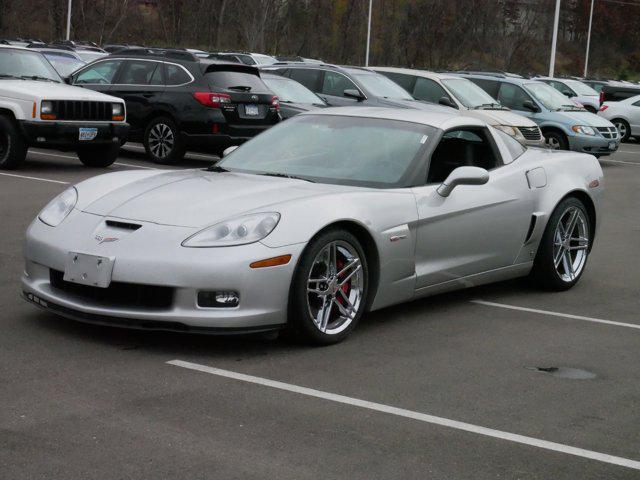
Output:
top-left (148, 123), bottom-right (175, 159)
top-left (552, 206), bottom-right (589, 283)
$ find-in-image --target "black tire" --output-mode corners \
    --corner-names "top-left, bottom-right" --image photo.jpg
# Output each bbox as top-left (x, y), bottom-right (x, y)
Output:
top-left (143, 116), bottom-right (185, 164)
top-left (288, 228), bottom-right (369, 345)
top-left (530, 197), bottom-right (591, 291)
top-left (612, 118), bottom-right (630, 142)
top-left (544, 130), bottom-right (569, 150)
top-left (77, 143), bottom-right (119, 167)
top-left (0, 114), bottom-right (28, 170)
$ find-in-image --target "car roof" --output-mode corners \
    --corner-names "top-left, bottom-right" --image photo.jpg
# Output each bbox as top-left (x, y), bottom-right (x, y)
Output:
top-left (371, 66), bottom-right (460, 81)
top-left (301, 106), bottom-right (485, 130)
top-left (460, 72), bottom-right (543, 86)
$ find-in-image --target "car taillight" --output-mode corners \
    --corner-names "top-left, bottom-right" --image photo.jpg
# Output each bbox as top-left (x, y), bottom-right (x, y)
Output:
top-left (271, 96), bottom-right (280, 111)
top-left (599, 105), bottom-right (609, 112)
top-left (193, 92), bottom-right (231, 108)
top-left (599, 91), bottom-right (605, 105)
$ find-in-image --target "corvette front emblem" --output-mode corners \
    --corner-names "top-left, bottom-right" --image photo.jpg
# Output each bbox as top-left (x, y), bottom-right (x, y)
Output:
top-left (95, 235), bottom-right (119, 245)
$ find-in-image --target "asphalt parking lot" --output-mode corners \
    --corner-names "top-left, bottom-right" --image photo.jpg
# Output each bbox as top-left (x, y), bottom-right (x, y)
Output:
top-left (1, 144), bottom-right (639, 479)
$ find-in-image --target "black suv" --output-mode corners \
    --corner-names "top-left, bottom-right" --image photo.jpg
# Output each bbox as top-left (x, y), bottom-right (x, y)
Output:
top-left (69, 48), bottom-right (280, 163)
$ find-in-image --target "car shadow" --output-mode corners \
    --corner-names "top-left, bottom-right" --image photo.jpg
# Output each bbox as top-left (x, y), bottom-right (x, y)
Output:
top-left (28, 277), bottom-right (532, 358)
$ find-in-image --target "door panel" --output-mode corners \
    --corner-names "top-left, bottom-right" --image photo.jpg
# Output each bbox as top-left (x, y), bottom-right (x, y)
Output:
top-left (110, 60), bottom-right (165, 133)
top-left (412, 164), bottom-right (533, 288)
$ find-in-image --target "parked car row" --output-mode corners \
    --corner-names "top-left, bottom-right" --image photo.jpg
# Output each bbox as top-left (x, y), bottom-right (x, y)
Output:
top-left (0, 40), bottom-right (634, 170)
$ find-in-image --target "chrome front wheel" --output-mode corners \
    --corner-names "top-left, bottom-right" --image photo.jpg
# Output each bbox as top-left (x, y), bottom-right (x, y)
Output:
top-left (307, 240), bottom-right (364, 335)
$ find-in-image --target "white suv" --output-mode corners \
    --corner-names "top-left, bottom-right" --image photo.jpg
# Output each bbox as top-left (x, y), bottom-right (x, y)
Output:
top-left (373, 67), bottom-right (545, 147)
top-left (0, 46), bottom-right (128, 169)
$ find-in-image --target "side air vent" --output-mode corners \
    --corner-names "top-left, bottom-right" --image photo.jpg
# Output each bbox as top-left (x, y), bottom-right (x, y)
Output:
top-left (105, 220), bottom-right (142, 231)
top-left (524, 215), bottom-right (537, 243)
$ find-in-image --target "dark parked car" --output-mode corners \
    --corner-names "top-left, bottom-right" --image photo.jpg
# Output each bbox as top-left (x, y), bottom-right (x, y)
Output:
top-left (261, 73), bottom-right (327, 119)
top-left (600, 82), bottom-right (640, 103)
top-left (69, 48), bottom-right (280, 163)
top-left (262, 63), bottom-right (454, 112)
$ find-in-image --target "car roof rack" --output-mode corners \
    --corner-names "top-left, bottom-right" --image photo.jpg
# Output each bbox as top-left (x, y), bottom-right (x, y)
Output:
top-left (26, 42), bottom-right (76, 51)
top-left (110, 47), bottom-right (198, 62)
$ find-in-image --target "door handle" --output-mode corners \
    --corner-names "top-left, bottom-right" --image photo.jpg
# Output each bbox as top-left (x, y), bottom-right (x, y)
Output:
top-left (142, 93), bottom-right (154, 98)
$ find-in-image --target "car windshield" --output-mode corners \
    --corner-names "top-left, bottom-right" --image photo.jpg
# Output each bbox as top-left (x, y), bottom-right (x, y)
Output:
top-left (218, 115), bottom-right (435, 188)
top-left (252, 54), bottom-right (277, 65)
top-left (563, 79), bottom-right (598, 96)
top-left (76, 51), bottom-right (108, 63)
top-left (353, 73), bottom-right (414, 100)
top-left (524, 82), bottom-right (578, 111)
top-left (42, 53), bottom-right (85, 77)
top-left (0, 48), bottom-right (62, 82)
top-left (441, 78), bottom-right (503, 109)
top-left (263, 76), bottom-right (325, 104)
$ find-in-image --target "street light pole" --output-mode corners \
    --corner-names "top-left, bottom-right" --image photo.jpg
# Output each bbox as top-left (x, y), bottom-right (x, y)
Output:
top-left (66, 0), bottom-right (72, 41)
top-left (549, 0), bottom-right (561, 77)
top-left (584, 0), bottom-right (595, 78)
top-left (365, 0), bottom-right (373, 67)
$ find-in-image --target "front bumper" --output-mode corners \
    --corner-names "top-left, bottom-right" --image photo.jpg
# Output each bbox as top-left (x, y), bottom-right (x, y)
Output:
top-left (19, 121), bottom-right (129, 150)
top-left (568, 133), bottom-right (620, 156)
top-left (22, 212), bottom-right (305, 332)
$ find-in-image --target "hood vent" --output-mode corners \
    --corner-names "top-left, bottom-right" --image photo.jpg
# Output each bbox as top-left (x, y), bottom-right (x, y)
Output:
top-left (105, 220), bottom-right (142, 231)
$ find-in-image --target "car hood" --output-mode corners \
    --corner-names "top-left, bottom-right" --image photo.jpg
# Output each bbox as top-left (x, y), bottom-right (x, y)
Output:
top-left (374, 97), bottom-right (456, 114)
top-left (81, 169), bottom-right (346, 228)
top-left (465, 108), bottom-right (538, 127)
top-left (0, 80), bottom-right (121, 102)
top-left (553, 110), bottom-right (614, 127)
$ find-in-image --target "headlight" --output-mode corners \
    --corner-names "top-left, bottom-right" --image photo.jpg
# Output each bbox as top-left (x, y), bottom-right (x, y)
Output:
top-left (111, 103), bottom-right (124, 121)
top-left (38, 187), bottom-right (77, 227)
top-left (182, 212), bottom-right (280, 247)
top-left (40, 100), bottom-right (55, 119)
top-left (572, 125), bottom-right (596, 136)
top-left (494, 125), bottom-right (517, 136)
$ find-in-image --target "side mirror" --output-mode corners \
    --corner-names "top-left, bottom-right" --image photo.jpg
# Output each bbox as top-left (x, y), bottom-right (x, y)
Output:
top-left (222, 145), bottom-right (238, 157)
top-left (563, 90), bottom-right (575, 98)
top-left (437, 166), bottom-right (489, 197)
top-left (343, 89), bottom-right (365, 101)
top-left (438, 96), bottom-right (458, 109)
top-left (63, 76), bottom-right (72, 85)
top-left (522, 100), bottom-right (539, 112)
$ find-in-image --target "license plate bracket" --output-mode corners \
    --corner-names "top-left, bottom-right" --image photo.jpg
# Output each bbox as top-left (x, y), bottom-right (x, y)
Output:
top-left (63, 252), bottom-right (114, 288)
top-left (79, 127), bottom-right (98, 141)
top-left (245, 104), bottom-right (259, 116)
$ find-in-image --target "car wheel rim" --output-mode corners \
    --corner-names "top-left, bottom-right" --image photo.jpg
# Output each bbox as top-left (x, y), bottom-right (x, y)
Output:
top-left (148, 123), bottom-right (175, 159)
top-left (306, 240), bottom-right (364, 335)
top-left (615, 122), bottom-right (627, 138)
top-left (546, 136), bottom-right (561, 149)
top-left (552, 206), bottom-right (589, 283)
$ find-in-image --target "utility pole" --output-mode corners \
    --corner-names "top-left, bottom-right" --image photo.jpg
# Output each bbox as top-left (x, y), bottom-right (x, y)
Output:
top-left (549, 0), bottom-right (561, 77)
top-left (65, 0), bottom-right (72, 40)
top-left (365, 0), bottom-right (373, 67)
top-left (584, 0), bottom-right (595, 78)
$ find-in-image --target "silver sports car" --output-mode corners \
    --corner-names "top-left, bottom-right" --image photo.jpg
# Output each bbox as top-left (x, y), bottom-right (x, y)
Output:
top-left (23, 107), bottom-right (604, 344)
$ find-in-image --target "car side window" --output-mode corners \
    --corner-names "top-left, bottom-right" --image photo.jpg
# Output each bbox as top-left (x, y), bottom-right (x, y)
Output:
top-left (383, 72), bottom-right (415, 92)
top-left (237, 55), bottom-right (256, 65)
top-left (469, 78), bottom-right (500, 98)
top-left (118, 60), bottom-right (161, 85)
top-left (413, 78), bottom-right (449, 103)
top-left (289, 69), bottom-right (322, 92)
top-left (75, 60), bottom-right (121, 85)
top-left (497, 83), bottom-right (532, 111)
top-left (632, 100), bottom-right (640, 107)
top-left (164, 64), bottom-right (190, 85)
top-left (321, 71), bottom-right (358, 97)
top-left (427, 128), bottom-right (501, 184)
top-left (493, 129), bottom-right (525, 163)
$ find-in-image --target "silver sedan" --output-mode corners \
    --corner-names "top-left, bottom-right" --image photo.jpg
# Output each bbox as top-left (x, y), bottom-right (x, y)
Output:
top-left (22, 107), bottom-right (604, 344)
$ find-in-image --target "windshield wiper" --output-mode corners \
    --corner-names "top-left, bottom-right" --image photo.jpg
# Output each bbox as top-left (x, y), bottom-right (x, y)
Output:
top-left (0, 74), bottom-right (22, 79)
top-left (228, 85), bottom-right (252, 91)
top-left (261, 172), bottom-right (316, 183)
top-left (474, 102), bottom-right (504, 109)
top-left (20, 75), bottom-right (58, 82)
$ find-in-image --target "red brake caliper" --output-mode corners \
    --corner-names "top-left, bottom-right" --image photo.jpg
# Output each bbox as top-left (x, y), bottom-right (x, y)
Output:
top-left (336, 257), bottom-right (350, 306)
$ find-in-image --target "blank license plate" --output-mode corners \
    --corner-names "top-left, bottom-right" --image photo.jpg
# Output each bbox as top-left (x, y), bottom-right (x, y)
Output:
top-left (79, 127), bottom-right (98, 141)
top-left (245, 104), bottom-right (259, 116)
top-left (63, 252), bottom-right (114, 288)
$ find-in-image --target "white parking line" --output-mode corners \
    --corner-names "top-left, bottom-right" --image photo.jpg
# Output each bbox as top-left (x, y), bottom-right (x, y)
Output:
top-left (29, 150), bottom-right (77, 160)
top-left (601, 158), bottom-right (640, 166)
top-left (123, 144), bottom-right (218, 160)
top-left (0, 172), bottom-right (69, 184)
top-left (113, 162), bottom-right (160, 170)
top-left (168, 360), bottom-right (640, 471)
top-left (471, 300), bottom-right (640, 330)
